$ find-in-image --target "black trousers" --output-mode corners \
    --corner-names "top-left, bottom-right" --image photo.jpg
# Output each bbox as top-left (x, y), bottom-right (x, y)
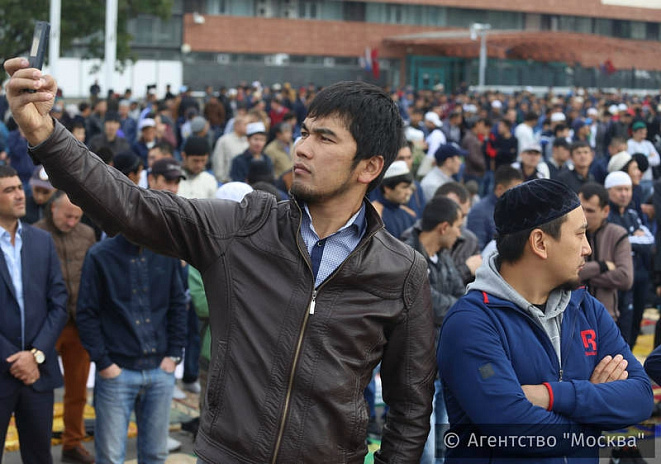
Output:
top-left (0, 383), bottom-right (54, 464)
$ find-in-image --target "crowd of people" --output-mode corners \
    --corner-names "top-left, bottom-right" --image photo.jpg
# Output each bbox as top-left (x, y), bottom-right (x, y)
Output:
top-left (2, 58), bottom-right (661, 464)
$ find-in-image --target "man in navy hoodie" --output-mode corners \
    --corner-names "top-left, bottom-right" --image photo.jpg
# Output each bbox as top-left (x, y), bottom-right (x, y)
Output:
top-left (439, 178), bottom-right (653, 463)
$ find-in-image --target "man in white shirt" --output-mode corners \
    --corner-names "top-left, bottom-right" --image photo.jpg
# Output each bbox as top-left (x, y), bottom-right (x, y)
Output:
top-left (178, 137), bottom-right (218, 200)
top-left (514, 112), bottom-right (538, 156)
top-left (627, 120), bottom-right (660, 189)
top-left (212, 115), bottom-right (248, 183)
top-left (424, 111), bottom-right (447, 163)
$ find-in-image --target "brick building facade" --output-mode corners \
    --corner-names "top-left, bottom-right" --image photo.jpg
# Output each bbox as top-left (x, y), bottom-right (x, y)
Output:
top-left (172, 0), bottom-right (661, 90)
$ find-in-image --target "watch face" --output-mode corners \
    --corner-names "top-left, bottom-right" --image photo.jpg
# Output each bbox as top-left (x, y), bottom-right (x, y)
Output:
top-left (34, 350), bottom-right (45, 364)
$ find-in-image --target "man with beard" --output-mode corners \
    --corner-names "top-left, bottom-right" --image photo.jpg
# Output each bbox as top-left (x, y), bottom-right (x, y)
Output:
top-left (4, 57), bottom-right (435, 463)
top-left (438, 178), bottom-right (652, 463)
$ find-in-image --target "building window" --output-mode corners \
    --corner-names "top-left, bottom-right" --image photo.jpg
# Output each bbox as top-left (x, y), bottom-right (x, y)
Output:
top-left (385, 4), bottom-right (404, 24)
top-left (206, 0), bottom-right (227, 15)
top-left (631, 21), bottom-right (646, 40)
top-left (612, 20), bottom-right (631, 39)
top-left (541, 14), bottom-right (559, 31)
top-left (343, 2), bottom-right (366, 22)
top-left (299, 0), bottom-right (321, 19)
top-left (594, 18), bottom-right (612, 36)
top-left (647, 22), bottom-right (659, 40)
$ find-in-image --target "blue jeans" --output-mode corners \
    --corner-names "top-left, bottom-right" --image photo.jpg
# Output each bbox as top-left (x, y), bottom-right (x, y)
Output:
top-left (94, 366), bottom-right (175, 464)
top-left (421, 378), bottom-right (447, 464)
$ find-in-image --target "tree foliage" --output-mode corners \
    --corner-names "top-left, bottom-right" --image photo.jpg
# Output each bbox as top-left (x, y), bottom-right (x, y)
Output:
top-left (0, 0), bottom-right (173, 82)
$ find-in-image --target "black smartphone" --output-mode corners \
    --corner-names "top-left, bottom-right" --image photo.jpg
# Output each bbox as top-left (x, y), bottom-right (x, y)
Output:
top-left (28, 21), bottom-right (50, 70)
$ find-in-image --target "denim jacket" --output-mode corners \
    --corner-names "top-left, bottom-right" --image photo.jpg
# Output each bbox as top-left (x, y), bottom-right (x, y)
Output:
top-left (77, 234), bottom-right (187, 371)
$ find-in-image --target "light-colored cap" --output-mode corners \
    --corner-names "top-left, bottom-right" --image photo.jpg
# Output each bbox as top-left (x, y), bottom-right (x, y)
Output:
top-left (139, 118), bottom-right (156, 130)
top-left (246, 121), bottom-right (267, 137)
top-left (550, 112), bottom-right (566, 122)
top-left (383, 160), bottom-right (410, 179)
top-left (607, 151), bottom-right (632, 173)
top-left (521, 142), bottom-right (542, 153)
top-left (604, 171), bottom-right (632, 189)
top-left (424, 111), bottom-right (442, 127)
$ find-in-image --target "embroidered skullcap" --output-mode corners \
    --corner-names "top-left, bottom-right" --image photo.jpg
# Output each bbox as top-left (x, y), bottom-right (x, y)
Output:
top-left (494, 179), bottom-right (580, 236)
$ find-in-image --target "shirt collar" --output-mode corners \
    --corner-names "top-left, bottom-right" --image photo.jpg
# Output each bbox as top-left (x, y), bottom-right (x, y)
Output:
top-left (0, 220), bottom-right (22, 239)
top-left (302, 201), bottom-right (367, 238)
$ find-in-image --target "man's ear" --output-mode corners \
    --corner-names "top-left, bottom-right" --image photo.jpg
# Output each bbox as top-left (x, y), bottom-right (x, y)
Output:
top-left (357, 156), bottom-right (384, 186)
top-left (437, 221), bottom-right (450, 236)
top-left (529, 229), bottom-right (548, 260)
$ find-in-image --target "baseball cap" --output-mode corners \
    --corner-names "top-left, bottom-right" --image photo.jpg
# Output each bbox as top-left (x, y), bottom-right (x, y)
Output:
top-left (29, 166), bottom-right (54, 190)
top-left (150, 158), bottom-right (186, 181)
top-left (424, 112), bottom-right (443, 128)
top-left (521, 142), bottom-right (542, 153)
top-left (434, 143), bottom-right (467, 165)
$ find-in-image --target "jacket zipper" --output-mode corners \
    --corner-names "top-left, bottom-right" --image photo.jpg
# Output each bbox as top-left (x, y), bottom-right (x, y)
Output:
top-left (270, 202), bottom-right (380, 463)
top-left (493, 298), bottom-right (578, 382)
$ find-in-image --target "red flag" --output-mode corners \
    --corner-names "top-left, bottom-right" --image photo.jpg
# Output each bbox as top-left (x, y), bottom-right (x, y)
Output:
top-left (370, 48), bottom-right (380, 79)
top-left (604, 59), bottom-right (616, 75)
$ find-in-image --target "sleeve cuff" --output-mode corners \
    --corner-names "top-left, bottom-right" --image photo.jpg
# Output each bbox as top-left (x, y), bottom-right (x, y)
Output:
top-left (542, 382), bottom-right (554, 411)
top-left (546, 380), bottom-right (577, 415)
top-left (95, 355), bottom-right (113, 372)
top-left (598, 261), bottom-right (609, 273)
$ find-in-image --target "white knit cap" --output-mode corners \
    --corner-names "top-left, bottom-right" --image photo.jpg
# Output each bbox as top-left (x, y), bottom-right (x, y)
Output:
top-left (383, 160), bottom-right (410, 179)
top-left (607, 151), bottom-right (632, 173)
top-left (604, 171), bottom-right (632, 189)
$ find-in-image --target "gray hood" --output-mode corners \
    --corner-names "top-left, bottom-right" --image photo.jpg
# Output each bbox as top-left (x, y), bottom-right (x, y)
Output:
top-left (467, 252), bottom-right (571, 365)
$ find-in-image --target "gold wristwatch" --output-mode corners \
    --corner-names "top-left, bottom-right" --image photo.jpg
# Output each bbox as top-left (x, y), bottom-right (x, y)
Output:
top-left (31, 348), bottom-right (45, 364)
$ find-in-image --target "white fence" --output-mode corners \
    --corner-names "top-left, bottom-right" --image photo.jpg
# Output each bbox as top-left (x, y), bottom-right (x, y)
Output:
top-left (44, 58), bottom-right (183, 100)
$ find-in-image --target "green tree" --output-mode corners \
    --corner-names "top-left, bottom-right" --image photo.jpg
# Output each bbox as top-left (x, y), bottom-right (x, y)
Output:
top-left (0, 0), bottom-right (173, 82)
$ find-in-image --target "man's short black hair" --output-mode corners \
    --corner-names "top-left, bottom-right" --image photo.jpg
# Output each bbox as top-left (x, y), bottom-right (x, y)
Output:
top-left (496, 215), bottom-right (566, 264)
top-left (499, 118), bottom-right (512, 129)
top-left (421, 196), bottom-right (460, 232)
top-left (553, 123), bottom-right (568, 136)
top-left (305, 81), bottom-right (403, 193)
top-left (494, 165), bottom-right (523, 189)
top-left (524, 111), bottom-right (538, 122)
top-left (0, 166), bottom-right (18, 179)
top-left (552, 137), bottom-right (570, 149)
top-left (153, 141), bottom-right (174, 156)
top-left (434, 181), bottom-right (469, 204)
top-left (579, 182), bottom-right (609, 208)
top-left (570, 141), bottom-right (590, 155)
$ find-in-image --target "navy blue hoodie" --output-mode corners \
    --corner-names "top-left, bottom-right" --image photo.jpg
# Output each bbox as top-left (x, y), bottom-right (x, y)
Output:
top-left (438, 253), bottom-right (653, 463)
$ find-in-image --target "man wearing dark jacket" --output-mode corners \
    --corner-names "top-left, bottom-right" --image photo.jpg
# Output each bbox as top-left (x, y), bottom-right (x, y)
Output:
top-left (403, 196), bottom-right (465, 464)
top-left (577, 183), bottom-right (633, 323)
top-left (76, 165), bottom-right (188, 464)
top-left (5, 58), bottom-right (435, 464)
top-left (34, 191), bottom-right (97, 463)
top-left (439, 178), bottom-right (653, 463)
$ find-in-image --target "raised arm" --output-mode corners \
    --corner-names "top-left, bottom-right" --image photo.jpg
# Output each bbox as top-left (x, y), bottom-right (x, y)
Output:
top-left (4, 58), bottom-right (274, 272)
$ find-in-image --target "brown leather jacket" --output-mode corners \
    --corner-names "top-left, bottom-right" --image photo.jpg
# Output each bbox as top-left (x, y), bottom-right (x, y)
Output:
top-left (33, 216), bottom-right (96, 320)
top-left (31, 121), bottom-right (436, 463)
